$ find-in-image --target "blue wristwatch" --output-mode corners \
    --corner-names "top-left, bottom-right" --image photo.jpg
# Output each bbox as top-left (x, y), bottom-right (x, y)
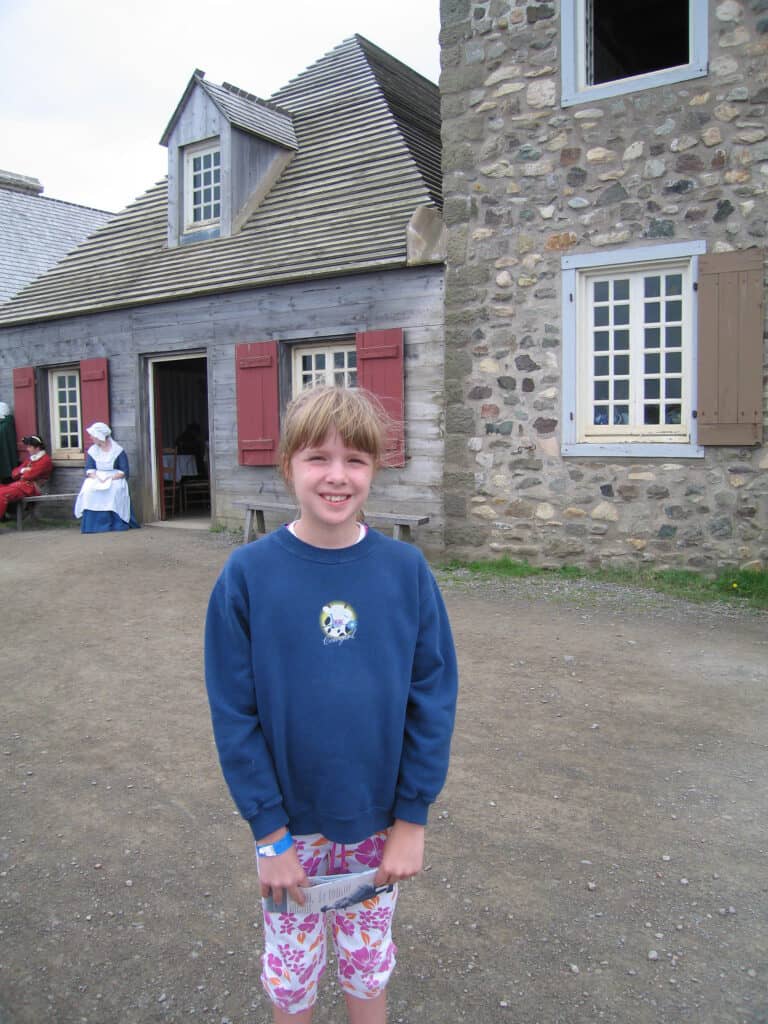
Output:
top-left (256, 832), bottom-right (294, 858)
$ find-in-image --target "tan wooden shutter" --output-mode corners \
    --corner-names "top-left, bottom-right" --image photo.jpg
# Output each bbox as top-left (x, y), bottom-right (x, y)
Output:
top-left (697, 248), bottom-right (765, 445)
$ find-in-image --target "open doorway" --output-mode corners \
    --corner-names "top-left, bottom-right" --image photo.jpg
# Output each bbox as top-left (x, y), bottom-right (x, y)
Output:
top-left (149, 354), bottom-right (210, 522)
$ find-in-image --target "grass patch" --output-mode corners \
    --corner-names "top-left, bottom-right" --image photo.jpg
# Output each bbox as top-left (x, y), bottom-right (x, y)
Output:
top-left (441, 557), bottom-right (768, 611)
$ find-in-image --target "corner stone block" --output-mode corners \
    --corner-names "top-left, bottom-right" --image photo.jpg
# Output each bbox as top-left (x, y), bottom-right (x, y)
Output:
top-left (444, 471), bottom-right (477, 491)
top-left (445, 347), bottom-right (474, 378)
top-left (446, 405), bottom-right (477, 434)
top-left (440, 0), bottom-right (471, 22)
top-left (444, 526), bottom-right (488, 548)
top-left (443, 492), bottom-right (468, 518)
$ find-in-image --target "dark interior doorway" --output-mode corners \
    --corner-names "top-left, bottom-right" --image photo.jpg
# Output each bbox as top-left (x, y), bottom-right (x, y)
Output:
top-left (153, 355), bottom-right (210, 520)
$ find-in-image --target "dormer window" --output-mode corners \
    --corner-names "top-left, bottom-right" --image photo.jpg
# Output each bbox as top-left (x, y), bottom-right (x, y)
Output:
top-left (185, 141), bottom-right (221, 230)
top-left (162, 70), bottom-right (298, 248)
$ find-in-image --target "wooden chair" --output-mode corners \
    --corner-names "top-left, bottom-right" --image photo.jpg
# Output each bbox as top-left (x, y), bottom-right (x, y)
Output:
top-left (181, 475), bottom-right (210, 514)
top-left (161, 448), bottom-right (180, 518)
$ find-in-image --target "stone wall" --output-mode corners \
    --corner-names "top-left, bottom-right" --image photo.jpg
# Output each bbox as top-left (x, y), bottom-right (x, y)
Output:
top-left (440, 0), bottom-right (768, 570)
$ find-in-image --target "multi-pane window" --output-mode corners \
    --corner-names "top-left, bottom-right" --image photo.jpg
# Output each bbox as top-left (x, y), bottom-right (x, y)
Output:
top-left (561, 241), bottom-right (706, 455)
top-left (184, 143), bottom-right (221, 228)
top-left (587, 267), bottom-right (687, 436)
top-left (292, 344), bottom-right (357, 396)
top-left (49, 368), bottom-right (82, 454)
top-left (561, 0), bottom-right (707, 105)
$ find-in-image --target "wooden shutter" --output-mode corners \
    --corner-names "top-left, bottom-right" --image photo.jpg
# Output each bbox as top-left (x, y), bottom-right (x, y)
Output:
top-left (235, 341), bottom-right (280, 466)
top-left (12, 366), bottom-right (37, 456)
top-left (356, 329), bottom-right (405, 467)
top-left (79, 358), bottom-right (110, 447)
top-left (697, 249), bottom-right (765, 445)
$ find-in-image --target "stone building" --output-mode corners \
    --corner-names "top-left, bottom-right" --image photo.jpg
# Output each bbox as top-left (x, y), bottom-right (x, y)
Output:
top-left (440, 0), bottom-right (767, 570)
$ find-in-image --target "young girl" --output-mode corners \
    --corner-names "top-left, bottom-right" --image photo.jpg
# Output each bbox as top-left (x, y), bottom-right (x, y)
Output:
top-left (204, 386), bottom-right (458, 1023)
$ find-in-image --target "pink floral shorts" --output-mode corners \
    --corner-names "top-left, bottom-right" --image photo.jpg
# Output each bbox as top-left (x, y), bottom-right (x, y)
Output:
top-left (260, 831), bottom-right (398, 1014)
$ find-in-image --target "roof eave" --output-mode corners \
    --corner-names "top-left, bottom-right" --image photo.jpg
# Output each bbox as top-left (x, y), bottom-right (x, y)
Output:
top-left (0, 255), bottom-right (445, 329)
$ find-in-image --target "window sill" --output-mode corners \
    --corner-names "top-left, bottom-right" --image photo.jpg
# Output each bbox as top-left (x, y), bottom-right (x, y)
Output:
top-left (181, 225), bottom-right (221, 245)
top-left (52, 454), bottom-right (86, 465)
top-left (562, 441), bottom-right (704, 458)
top-left (561, 62), bottom-right (708, 107)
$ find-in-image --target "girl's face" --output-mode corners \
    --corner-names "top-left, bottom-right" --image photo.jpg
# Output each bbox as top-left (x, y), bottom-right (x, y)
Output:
top-left (289, 429), bottom-right (375, 548)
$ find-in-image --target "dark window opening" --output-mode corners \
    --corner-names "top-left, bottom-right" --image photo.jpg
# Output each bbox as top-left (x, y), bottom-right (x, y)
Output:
top-left (590, 0), bottom-right (689, 85)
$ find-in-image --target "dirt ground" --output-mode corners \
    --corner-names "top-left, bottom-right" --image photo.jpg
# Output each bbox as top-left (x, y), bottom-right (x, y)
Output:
top-left (1, 523), bottom-right (767, 1024)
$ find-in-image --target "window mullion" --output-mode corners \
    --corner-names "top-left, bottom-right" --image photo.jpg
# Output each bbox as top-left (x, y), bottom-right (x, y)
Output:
top-left (629, 274), bottom-right (644, 427)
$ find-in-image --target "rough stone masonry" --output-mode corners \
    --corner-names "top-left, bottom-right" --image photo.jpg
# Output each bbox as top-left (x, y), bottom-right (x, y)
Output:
top-left (440, 0), bottom-right (768, 570)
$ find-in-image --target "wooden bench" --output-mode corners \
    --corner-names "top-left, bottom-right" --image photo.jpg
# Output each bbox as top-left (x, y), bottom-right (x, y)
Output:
top-left (14, 492), bottom-right (78, 531)
top-left (231, 500), bottom-right (429, 545)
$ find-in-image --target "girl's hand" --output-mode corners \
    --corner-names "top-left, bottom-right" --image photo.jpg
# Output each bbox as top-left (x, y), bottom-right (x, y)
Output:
top-left (256, 842), bottom-right (309, 906)
top-left (374, 820), bottom-right (425, 885)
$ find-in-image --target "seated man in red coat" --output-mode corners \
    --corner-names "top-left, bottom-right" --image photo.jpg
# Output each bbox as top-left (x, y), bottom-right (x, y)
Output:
top-left (0, 435), bottom-right (54, 520)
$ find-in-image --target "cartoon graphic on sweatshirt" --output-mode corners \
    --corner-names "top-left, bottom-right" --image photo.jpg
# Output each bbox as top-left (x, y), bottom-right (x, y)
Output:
top-left (320, 601), bottom-right (357, 644)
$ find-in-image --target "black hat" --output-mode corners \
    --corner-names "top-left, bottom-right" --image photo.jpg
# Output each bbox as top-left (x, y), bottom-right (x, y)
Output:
top-left (22, 434), bottom-right (45, 448)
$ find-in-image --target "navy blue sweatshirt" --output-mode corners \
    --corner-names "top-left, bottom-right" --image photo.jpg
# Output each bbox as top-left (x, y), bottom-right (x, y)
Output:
top-left (204, 526), bottom-right (458, 844)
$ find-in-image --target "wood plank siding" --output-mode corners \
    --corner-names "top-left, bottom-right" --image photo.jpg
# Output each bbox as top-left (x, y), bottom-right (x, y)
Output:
top-left (0, 267), bottom-right (446, 548)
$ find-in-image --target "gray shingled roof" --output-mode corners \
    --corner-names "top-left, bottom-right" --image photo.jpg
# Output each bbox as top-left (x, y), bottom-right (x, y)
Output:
top-left (0, 178), bottom-right (113, 303)
top-left (0, 36), bottom-right (441, 326)
top-left (200, 79), bottom-right (298, 150)
top-left (160, 72), bottom-right (298, 151)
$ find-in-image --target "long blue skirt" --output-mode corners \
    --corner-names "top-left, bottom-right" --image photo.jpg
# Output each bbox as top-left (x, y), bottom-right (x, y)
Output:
top-left (80, 509), bottom-right (140, 533)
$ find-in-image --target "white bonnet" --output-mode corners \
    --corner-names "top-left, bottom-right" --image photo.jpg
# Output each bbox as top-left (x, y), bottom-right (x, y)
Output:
top-left (87, 422), bottom-right (112, 441)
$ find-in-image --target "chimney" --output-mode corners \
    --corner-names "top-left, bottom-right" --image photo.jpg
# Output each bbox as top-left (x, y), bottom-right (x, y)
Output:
top-left (0, 170), bottom-right (44, 195)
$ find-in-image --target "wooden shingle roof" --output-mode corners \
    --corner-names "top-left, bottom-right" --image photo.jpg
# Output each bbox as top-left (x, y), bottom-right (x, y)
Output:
top-left (0, 36), bottom-right (441, 327)
top-left (160, 73), bottom-right (299, 151)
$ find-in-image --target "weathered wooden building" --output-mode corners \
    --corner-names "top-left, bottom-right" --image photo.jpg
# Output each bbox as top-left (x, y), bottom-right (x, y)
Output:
top-left (440, 0), bottom-right (767, 569)
top-left (0, 37), bottom-right (447, 549)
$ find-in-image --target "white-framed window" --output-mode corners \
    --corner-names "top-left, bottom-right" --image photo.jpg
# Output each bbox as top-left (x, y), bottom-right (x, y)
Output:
top-left (562, 241), bottom-right (707, 458)
top-left (48, 367), bottom-right (83, 459)
top-left (561, 0), bottom-right (708, 106)
top-left (184, 141), bottom-right (221, 230)
top-left (292, 343), bottom-right (358, 396)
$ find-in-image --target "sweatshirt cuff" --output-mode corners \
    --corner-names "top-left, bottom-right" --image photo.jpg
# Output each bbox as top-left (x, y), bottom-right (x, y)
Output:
top-left (392, 795), bottom-right (430, 826)
top-left (246, 804), bottom-right (289, 841)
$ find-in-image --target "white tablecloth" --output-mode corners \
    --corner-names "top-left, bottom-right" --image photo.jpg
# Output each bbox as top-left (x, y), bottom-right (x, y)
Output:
top-left (163, 454), bottom-right (198, 482)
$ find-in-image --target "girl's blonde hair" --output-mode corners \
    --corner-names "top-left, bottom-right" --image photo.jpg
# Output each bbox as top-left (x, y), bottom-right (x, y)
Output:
top-left (279, 386), bottom-right (391, 480)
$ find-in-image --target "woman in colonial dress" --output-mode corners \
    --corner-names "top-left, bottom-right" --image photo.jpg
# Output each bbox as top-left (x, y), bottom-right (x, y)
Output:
top-left (0, 401), bottom-right (19, 482)
top-left (74, 422), bottom-right (140, 533)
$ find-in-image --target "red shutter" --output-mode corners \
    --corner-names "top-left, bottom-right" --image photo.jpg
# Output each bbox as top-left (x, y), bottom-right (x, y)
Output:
top-left (79, 358), bottom-right (111, 448)
top-left (235, 341), bottom-right (280, 466)
top-left (356, 329), bottom-right (405, 468)
top-left (12, 366), bottom-right (37, 456)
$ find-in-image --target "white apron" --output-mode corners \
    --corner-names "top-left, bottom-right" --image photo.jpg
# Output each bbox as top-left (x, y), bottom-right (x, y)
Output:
top-left (74, 441), bottom-right (131, 523)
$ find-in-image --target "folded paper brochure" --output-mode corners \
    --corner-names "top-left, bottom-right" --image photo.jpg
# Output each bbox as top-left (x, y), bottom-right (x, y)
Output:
top-left (262, 868), bottom-right (394, 915)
